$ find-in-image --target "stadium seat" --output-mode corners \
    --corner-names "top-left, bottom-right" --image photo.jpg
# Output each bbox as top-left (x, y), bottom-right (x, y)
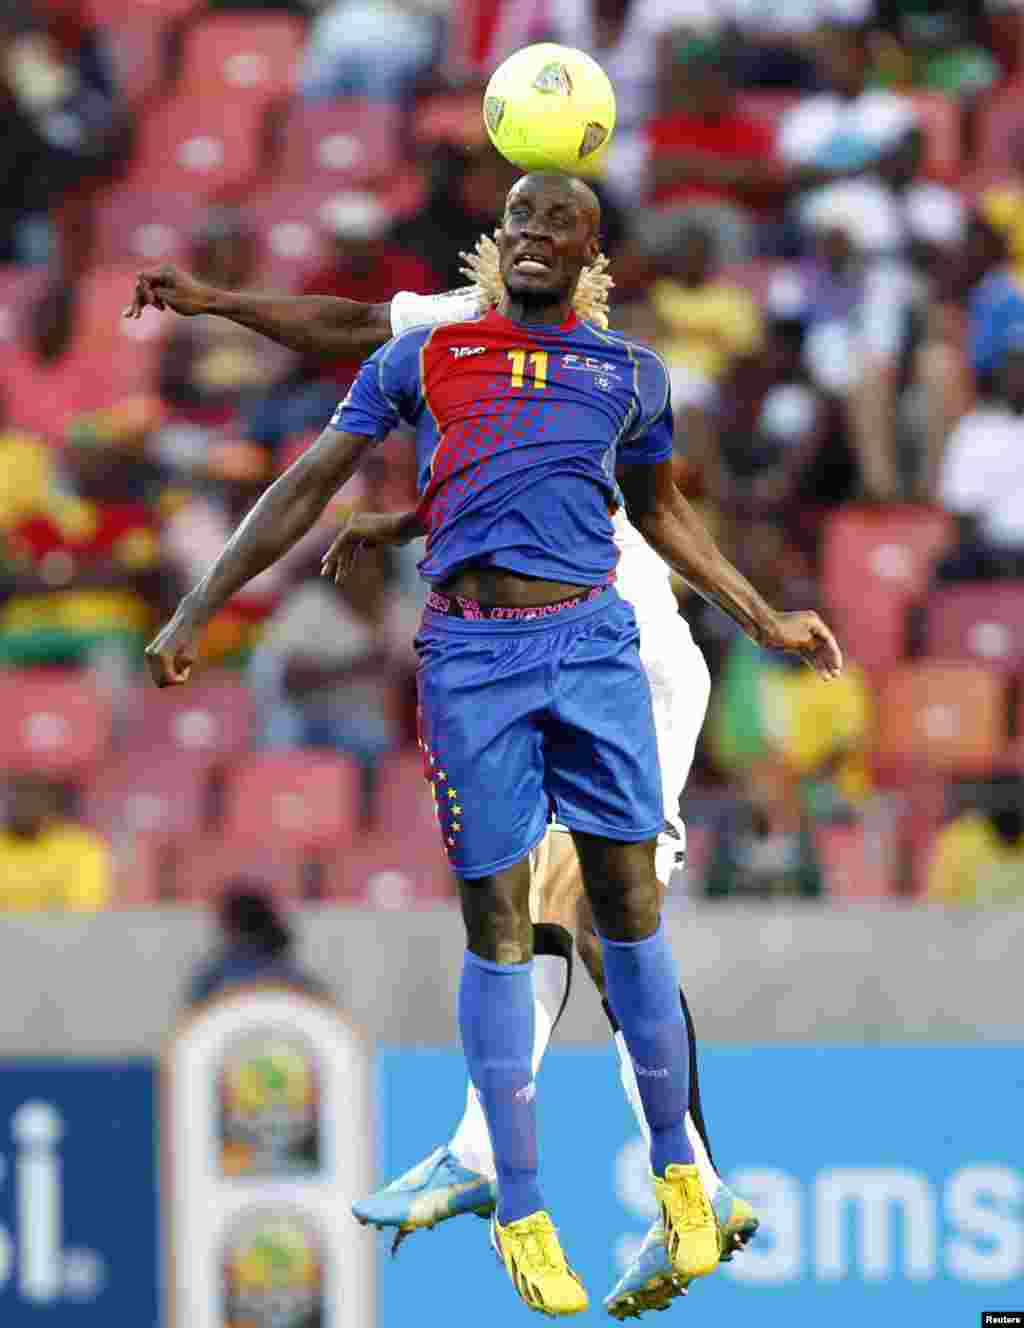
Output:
top-left (0, 266), bottom-right (50, 349)
top-left (178, 13), bottom-right (304, 107)
top-left (223, 753), bottom-right (362, 845)
top-left (822, 505), bottom-right (955, 677)
top-left (123, 95), bottom-right (267, 200)
top-left (924, 583), bottom-right (1024, 673)
top-left (100, 18), bottom-right (170, 107)
top-left (372, 748), bottom-right (437, 835)
top-left (325, 826), bottom-right (454, 906)
top-left (0, 670), bottom-right (111, 775)
top-left (125, 676), bottom-right (256, 759)
top-left (876, 662), bottom-right (1007, 780)
top-left (74, 262), bottom-right (170, 352)
top-left (83, 751), bottom-right (213, 835)
top-left (976, 80), bottom-right (1024, 172)
top-left (243, 189), bottom-right (334, 291)
top-left (719, 260), bottom-right (778, 306)
top-left (85, 0), bottom-right (200, 23)
top-left (112, 829), bottom-right (175, 907)
top-left (275, 100), bottom-right (405, 191)
top-left (172, 833), bottom-right (308, 902)
top-left (88, 189), bottom-right (199, 269)
top-left (908, 91), bottom-right (962, 180)
top-left (815, 822), bottom-right (892, 899)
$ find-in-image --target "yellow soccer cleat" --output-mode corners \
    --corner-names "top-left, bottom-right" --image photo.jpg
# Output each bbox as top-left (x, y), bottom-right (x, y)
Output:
top-left (652, 1163), bottom-right (720, 1283)
top-left (490, 1210), bottom-right (589, 1317)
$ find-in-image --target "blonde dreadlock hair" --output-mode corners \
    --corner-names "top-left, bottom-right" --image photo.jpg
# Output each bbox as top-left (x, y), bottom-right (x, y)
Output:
top-left (460, 233), bottom-right (614, 330)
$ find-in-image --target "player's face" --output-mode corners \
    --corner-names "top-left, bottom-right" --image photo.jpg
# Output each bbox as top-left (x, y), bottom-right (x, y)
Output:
top-left (497, 179), bottom-right (599, 305)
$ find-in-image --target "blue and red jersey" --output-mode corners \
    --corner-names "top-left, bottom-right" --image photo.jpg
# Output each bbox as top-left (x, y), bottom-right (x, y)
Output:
top-left (332, 307), bottom-right (674, 586)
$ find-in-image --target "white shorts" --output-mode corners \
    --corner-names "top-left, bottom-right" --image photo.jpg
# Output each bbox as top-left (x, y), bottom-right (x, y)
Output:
top-left (547, 610), bottom-right (711, 889)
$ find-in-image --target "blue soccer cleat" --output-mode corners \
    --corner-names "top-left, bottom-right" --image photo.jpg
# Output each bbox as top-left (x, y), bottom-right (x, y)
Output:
top-left (604, 1181), bottom-right (761, 1319)
top-left (352, 1146), bottom-right (497, 1254)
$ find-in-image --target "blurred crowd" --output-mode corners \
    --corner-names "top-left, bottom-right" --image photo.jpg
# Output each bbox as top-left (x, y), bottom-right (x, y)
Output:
top-left (1, 0), bottom-right (1024, 908)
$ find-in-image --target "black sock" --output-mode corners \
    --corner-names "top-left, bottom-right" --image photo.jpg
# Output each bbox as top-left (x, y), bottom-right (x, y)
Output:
top-left (600, 996), bottom-right (620, 1033)
top-left (679, 985), bottom-right (715, 1169)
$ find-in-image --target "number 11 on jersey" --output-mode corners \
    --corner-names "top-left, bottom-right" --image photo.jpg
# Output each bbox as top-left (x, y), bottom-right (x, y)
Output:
top-left (507, 349), bottom-right (548, 390)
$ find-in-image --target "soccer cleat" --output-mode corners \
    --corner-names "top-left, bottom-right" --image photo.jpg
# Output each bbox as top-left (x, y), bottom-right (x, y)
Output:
top-left (604, 1220), bottom-right (687, 1320)
top-left (491, 1210), bottom-right (589, 1317)
top-left (604, 1183), bottom-right (760, 1319)
top-left (653, 1163), bottom-right (720, 1282)
top-left (714, 1184), bottom-right (759, 1262)
top-left (351, 1146), bottom-right (496, 1254)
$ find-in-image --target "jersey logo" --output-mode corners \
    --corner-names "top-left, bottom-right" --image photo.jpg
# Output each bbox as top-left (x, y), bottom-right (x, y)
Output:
top-left (562, 353), bottom-right (619, 377)
top-left (450, 345), bottom-right (487, 359)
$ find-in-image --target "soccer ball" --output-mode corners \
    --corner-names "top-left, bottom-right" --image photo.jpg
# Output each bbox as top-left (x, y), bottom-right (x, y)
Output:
top-left (483, 43), bottom-right (616, 179)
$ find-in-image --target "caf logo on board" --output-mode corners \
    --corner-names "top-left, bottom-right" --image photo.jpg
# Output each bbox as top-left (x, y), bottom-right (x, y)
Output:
top-left (219, 1032), bottom-right (321, 1179)
top-left (223, 1211), bottom-right (324, 1328)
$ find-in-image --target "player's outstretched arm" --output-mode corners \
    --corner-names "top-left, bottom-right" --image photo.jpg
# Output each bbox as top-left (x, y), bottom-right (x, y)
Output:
top-left (320, 508), bottom-right (425, 584)
top-left (124, 263), bottom-right (393, 357)
top-left (620, 460), bottom-right (843, 680)
top-left (145, 427), bottom-right (377, 687)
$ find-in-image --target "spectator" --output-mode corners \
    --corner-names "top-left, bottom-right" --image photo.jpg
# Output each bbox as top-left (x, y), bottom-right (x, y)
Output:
top-left (300, 0), bottom-right (445, 101)
top-left (186, 885), bottom-right (327, 1007)
top-left (391, 143), bottom-right (519, 290)
top-left (0, 774), bottom-right (111, 911)
top-left (927, 776), bottom-right (1024, 904)
top-left (873, 4), bottom-right (1000, 103)
top-left (550, 0), bottom-right (717, 200)
top-left (710, 631), bottom-right (874, 821)
top-left (645, 219), bottom-right (764, 490)
top-left (247, 192), bottom-right (440, 452)
top-left (778, 21), bottom-right (918, 184)
top-left (0, 0), bottom-right (126, 267)
top-left (936, 338), bottom-right (1024, 580)
top-left (0, 433), bottom-right (167, 672)
top-left (247, 544), bottom-right (419, 783)
top-left (643, 34), bottom-right (784, 262)
top-left (704, 757), bottom-right (825, 898)
top-left (158, 208), bottom-right (294, 448)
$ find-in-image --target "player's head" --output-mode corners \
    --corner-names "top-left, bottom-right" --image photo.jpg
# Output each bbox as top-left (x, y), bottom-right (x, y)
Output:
top-left (496, 173), bottom-right (602, 313)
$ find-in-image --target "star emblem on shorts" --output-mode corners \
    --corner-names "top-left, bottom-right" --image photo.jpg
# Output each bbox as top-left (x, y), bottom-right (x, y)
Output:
top-left (452, 804), bottom-right (462, 815)
top-left (436, 770), bottom-right (446, 782)
top-left (447, 787), bottom-right (458, 800)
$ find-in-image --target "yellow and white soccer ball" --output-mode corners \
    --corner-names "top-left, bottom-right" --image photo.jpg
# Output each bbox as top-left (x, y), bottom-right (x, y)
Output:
top-left (483, 43), bottom-right (616, 179)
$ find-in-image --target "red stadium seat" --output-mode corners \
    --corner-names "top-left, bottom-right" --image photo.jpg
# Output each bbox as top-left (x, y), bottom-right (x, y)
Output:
top-left (822, 506), bottom-right (955, 678)
top-left (907, 91), bottom-right (962, 180)
top-left (124, 95), bottom-right (266, 200)
top-left (243, 189), bottom-right (333, 291)
top-left (85, 0), bottom-right (200, 24)
top-left (83, 751), bottom-right (213, 835)
top-left (372, 748), bottom-right (438, 835)
top-left (718, 260), bottom-right (778, 307)
top-left (0, 266), bottom-right (50, 349)
top-left (173, 833), bottom-right (307, 902)
top-left (88, 189), bottom-right (199, 269)
top-left (413, 91), bottom-right (488, 151)
top-left (178, 13), bottom-right (303, 109)
top-left (0, 670), bottom-right (111, 775)
top-left (976, 80), bottom-right (1024, 172)
top-left (74, 262), bottom-right (171, 352)
top-left (125, 676), bottom-right (256, 759)
top-left (924, 583), bottom-right (1024, 673)
top-left (876, 662), bottom-right (1007, 781)
top-left (815, 822), bottom-right (892, 899)
top-left (223, 753), bottom-right (362, 845)
top-left (100, 18), bottom-right (170, 107)
top-left (275, 100), bottom-right (405, 190)
top-left (325, 826), bottom-right (454, 906)
top-left (111, 829), bottom-right (175, 907)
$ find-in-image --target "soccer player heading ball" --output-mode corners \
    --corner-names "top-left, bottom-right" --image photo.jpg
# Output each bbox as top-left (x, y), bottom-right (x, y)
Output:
top-left (141, 171), bottom-right (841, 1317)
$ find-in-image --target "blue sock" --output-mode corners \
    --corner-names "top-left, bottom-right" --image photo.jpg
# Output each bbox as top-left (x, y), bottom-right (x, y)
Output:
top-left (458, 950), bottom-right (544, 1225)
top-left (600, 923), bottom-right (693, 1177)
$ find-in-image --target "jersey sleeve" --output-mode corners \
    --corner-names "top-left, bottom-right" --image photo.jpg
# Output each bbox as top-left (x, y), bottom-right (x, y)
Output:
top-left (330, 330), bottom-right (425, 439)
top-left (617, 345), bottom-right (675, 466)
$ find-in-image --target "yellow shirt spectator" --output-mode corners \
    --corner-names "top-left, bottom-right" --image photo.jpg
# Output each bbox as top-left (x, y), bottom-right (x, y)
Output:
top-left (760, 664), bottom-right (874, 806)
top-left (927, 811), bottom-right (1024, 905)
top-left (0, 776), bottom-right (111, 912)
top-left (0, 434), bottom-right (54, 530)
top-left (651, 278), bottom-right (764, 383)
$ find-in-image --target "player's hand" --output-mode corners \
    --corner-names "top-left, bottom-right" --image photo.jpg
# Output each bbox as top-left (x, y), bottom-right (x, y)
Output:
top-left (763, 611), bottom-right (843, 680)
top-left (144, 606), bottom-right (203, 688)
top-left (123, 264), bottom-right (211, 320)
top-left (320, 510), bottom-right (421, 585)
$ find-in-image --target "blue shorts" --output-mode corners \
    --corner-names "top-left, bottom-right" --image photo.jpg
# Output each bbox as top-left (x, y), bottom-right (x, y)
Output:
top-left (414, 589), bottom-right (664, 879)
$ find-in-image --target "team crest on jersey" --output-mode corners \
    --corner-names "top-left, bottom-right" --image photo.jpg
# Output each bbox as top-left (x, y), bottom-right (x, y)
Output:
top-left (562, 353), bottom-right (618, 390)
top-left (450, 345), bottom-right (487, 359)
